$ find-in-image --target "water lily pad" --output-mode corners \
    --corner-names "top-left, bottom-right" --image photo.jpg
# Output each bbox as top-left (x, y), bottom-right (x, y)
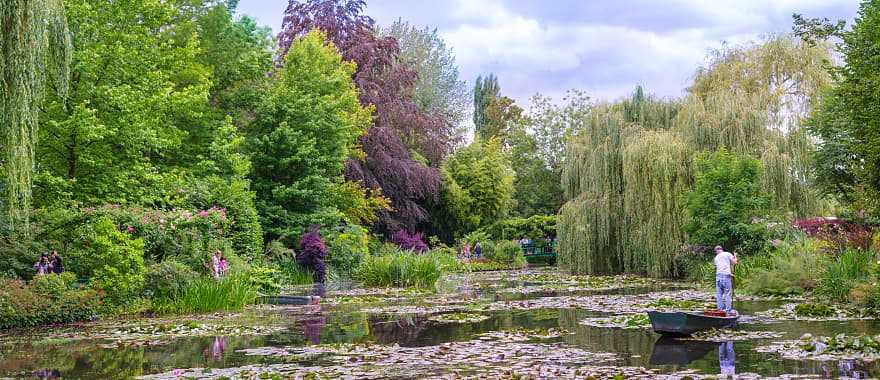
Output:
top-left (428, 312), bottom-right (490, 323)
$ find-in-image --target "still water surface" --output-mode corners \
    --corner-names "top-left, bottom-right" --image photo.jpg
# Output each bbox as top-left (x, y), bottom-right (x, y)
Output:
top-left (1, 268), bottom-right (877, 379)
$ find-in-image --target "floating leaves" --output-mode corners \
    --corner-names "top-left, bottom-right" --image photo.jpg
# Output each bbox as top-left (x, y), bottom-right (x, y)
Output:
top-left (756, 303), bottom-right (874, 321)
top-left (685, 328), bottom-right (784, 342)
top-left (757, 333), bottom-right (880, 361)
top-left (580, 314), bottom-right (651, 329)
top-left (429, 312), bottom-right (490, 324)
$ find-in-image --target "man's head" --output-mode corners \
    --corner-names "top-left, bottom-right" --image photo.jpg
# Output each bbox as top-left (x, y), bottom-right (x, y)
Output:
top-left (50, 250), bottom-right (58, 257)
top-left (714, 245), bottom-right (723, 254)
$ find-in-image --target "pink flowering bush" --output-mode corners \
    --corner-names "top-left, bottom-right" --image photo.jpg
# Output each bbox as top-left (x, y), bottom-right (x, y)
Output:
top-left (83, 206), bottom-right (234, 272)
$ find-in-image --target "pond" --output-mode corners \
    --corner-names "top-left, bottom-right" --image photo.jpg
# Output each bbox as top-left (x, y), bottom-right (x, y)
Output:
top-left (1, 267), bottom-right (879, 379)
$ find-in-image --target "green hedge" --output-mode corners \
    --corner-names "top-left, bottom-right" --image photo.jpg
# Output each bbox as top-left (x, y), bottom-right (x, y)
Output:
top-left (0, 274), bottom-right (101, 329)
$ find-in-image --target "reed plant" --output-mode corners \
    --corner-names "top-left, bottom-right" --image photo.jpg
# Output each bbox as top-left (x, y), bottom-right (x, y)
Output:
top-left (354, 249), bottom-right (443, 288)
top-left (159, 274), bottom-right (257, 314)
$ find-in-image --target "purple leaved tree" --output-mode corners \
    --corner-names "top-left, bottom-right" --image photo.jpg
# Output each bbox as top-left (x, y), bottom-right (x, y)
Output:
top-left (277, 0), bottom-right (449, 233)
top-left (391, 229), bottom-right (429, 253)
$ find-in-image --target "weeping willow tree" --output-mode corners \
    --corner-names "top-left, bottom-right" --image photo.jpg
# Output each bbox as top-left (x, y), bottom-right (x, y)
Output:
top-left (0, 0), bottom-right (71, 229)
top-left (559, 35), bottom-right (832, 277)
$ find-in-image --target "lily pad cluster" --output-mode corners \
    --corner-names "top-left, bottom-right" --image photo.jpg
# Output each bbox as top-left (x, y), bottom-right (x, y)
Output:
top-left (756, 303), bottom-right (873, 321)
top-left (429, 312), bottom-right (490, 324)
top-left (685, 328), bottom-right (784, 342)
top-left (757, 333), bottom-right (880, 361)
top-left (580, 314), bottom-right (651, 329)
top-left (477, 328), bottom-right (572, 342)
top-left (97, 323), bottom-right (284, 348)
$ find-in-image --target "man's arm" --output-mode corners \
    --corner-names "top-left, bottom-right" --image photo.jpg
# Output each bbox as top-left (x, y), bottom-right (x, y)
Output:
top-left (730, 252), bottom-right (738, 265)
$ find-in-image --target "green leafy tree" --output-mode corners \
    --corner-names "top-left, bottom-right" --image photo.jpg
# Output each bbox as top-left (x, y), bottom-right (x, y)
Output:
top-left (36, 0), bottom-right (213, 206)
top-left (473, 74), bottom-right (500, 138)
top-left (685, 149), bottom-right (769, 253)
top-left (438, 138), bottom-right (515, 238)
top-left (806, 2), bottom-right (880, 216)
top-left (248, 30), bottom-right (372, 241)
top-left (382, 19), bottom-right (468, 135)
top-left (0, 0), bottom-right (71, 228)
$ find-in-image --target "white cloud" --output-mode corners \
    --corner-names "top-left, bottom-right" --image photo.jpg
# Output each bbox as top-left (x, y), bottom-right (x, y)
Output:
top-left (236, 0), bottom-right (860, 108)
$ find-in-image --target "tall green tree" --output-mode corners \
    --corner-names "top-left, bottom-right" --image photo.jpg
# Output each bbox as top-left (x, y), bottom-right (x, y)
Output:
top-left (37, 0), bottom-right (213, 206)
top-left (473, 74), bottom-right (500, 139)
top-left (248, 30), bottom-right (372, 241)
top-left (806, 1), bottom-right (880, 216)
top-left (685, 149), bottom-right (768, 253)
top-left (437, 138), bottom-right (515, 239)
top-left (0, 0), bottom-right (71, 228)
top-left (382, 19), bottom-right (468, 137)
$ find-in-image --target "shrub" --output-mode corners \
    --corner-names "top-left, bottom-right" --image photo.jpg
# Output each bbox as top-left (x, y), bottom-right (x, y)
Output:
top-left (391, 230), bottom-right (428, 253)
top-left (816, 249), bottom-right (874, 302)
top-left (274, 258), bottom-right (315, 286)
top-left (488, 240), bottom-right (527, 268)
top-left (745, 237), bottom-right (828, 296)
top-left (794, 217), bottom-right (871, 253)
top-left (849, 282), bottom-right (880, 309)
top-left (248, 266), bottom-right (281, 294)
top-left (162, 274), bottom-right (257, 314)
top-left (354, 249), bottom-right (442, 288)
top-left (144, 261), bottom-right (198, 301)
top-left (0, 277), bottom-right (101, 329)
top-left (685, 149), bottom-right (769, 254)
top-left (297, 229), bottom-right (327, 283)
top-left (326, 225), bottom-right (370, 277)
top-left (69, 217), bottom-right (145, 303)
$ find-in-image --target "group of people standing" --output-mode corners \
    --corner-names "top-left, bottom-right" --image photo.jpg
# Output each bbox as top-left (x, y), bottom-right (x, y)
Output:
top-left (460, 241), bottom-right (482, 259)
top-left (33, 251), bottom-right (63, 275)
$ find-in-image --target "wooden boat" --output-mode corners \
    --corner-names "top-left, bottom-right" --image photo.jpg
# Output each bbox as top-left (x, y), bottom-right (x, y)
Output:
top-left (260, 295), bottom-right (319, 305)
top-left (647, 310), bottom-right (739, 336)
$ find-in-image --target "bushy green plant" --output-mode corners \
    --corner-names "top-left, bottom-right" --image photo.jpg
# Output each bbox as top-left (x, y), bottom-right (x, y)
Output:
top-left (326, 225), bottom-right (370, 277)
top-left (143, 261), bottom-right (198, 301)
top-left (816, 249), bottom-right (874, 301)
top-left (0, 277), bottom-right (101, 329)
top-left (248, 266), bottom-right (281, 294)
top-left (355, 248), bottom-right (442, 288)
top-left (163, 274), bottom-right (257, 314)
top-left (745, 237), bottom-right (828, 296)
top-left (69, 217), bottom-right (145, 303)
top-left (488, 240), bottom-right (527, 268)
top-left (685, 149), bottom-right (769, 254)
top-left (273, 258), bottom-right (315, 286)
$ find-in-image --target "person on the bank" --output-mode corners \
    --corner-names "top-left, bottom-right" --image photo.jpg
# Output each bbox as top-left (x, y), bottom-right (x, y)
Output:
top-left (713, 245), bottom-right (737, 313)
top-left (50, 250), bottom-right (63, 274)
top-left (34, 253), bottom-right (52, 276)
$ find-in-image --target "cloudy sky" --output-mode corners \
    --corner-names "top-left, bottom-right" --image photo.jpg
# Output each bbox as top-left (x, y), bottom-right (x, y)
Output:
top-left (237, 0), bottom-right (859, 107)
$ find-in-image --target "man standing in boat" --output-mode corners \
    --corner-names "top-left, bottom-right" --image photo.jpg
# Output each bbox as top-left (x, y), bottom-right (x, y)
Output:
top-left (714, 245), bottom-right (737, 315)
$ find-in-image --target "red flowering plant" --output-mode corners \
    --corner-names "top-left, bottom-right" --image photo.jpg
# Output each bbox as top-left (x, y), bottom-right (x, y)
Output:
top-left (793, 217), bottom-right (872, 253)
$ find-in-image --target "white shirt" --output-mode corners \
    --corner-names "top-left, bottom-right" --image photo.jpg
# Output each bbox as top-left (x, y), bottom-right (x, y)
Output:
top-left (714, 251), bottom-right (735, 276)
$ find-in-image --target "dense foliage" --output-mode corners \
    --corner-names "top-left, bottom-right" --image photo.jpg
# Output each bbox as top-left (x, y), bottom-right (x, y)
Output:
top-left (248, 29), bottom-right (372, 240)
top-left (0, 0), bottom-right (70, 228)
top-left (806, 1), bottom-right (880, 217)
top-left (559, 34), bottom-right (831, 277)
top-left (437, 138), bottom-right (515, 240)
top-left (686, 150), bottom-right (769, 254)
top-left (279, 0), bottom-right (447, 234)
